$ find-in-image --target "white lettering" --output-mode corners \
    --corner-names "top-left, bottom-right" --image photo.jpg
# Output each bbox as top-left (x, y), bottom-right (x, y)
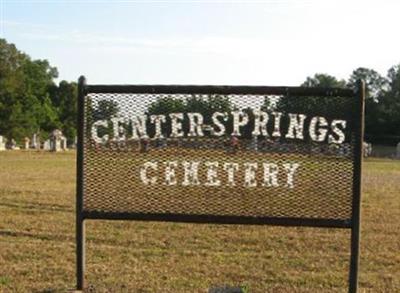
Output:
top-left (286, 113), bottom-right (306, 140)
top-left (187, 113), bottom-right (204, 137)
top-left (91, 120), bottom-right (109, 144)
top-left (169, 113), bottom-right (184, 138)
top-left (263, 163), bottom-right (279, 187)
top-left (244, 162), bottom-right (258, 187)
top-left (309, 116), bottom-right (328, 142)
top-left (329, 120), bottom-right (347, 144)
top-left (150, 115), bottom-right (166, 139)
top-left (182, 161), bottom-right (200, 186)
top-left (252, 110), bottom-right (269, 137)
top-left (223, 162), bottom-right (239, 186)
top-left (139, 162), bottom-right (158, 185)
top-left (212, 112), bottom-right (228, 136)
top-left (130, 115), bottom-right (148, 140)
top-left (232, 111), bottom-right (249, 136)
top-left (271, 112), bottom-right (283, 137)
top-left (164, 161), bottom-right (178, 185)
top-left (283, 163), bottom-right (300, 189)
top-left (204, 161), bottom-right (221, 186)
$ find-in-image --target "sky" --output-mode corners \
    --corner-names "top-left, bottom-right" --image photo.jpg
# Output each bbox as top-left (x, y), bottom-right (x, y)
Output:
top-left (1, 0), bottom-right (400, 86)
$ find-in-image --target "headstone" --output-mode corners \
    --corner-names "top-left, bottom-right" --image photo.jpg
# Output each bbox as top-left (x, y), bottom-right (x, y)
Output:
top-left (250, 135), bottom-right (258, 151)
top-left (363, 142), bottom-right (369, 157)
top-left (140, 137), bottom-right (150, 153)
top-left (31, 133), bottom-right (36, 148)
top-left (229, 135), bottom-right (239, 154)
top-left (53, 138), bottom-right (61, 151)
top-left (367, 143), bottom-right (372, 157)
top-left (30, 133), bottom-right (40, 149)
top-left (24, 137), bottom-right (30, 150)
top-left (43, 139), bottom-right (51, 151)
top-left (155, 138), bottom-right (163, 149)
top-left (396, 142), bottom-right (400, 159)
top-left (71, 136), bottom-right (78, 149)
top-left (60, 136), bottom-right (68, 150)
top-left (50, 129), bottom-right (63, 152)
top-left (7, 139), bottom-right (19, 150)
top-left (362, 142), bottom-right (372, 157)
top-left (0, 136), bottom-right (6, 151)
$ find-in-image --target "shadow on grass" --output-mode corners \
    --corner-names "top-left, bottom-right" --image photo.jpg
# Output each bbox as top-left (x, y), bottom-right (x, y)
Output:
top-left (0, 230), bottom-right (74, 242)
top-left (0, 201), bottom-right (73, 213)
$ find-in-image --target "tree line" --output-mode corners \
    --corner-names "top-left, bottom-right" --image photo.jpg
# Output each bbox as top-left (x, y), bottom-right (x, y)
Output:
top-left (145, 67), bottom-right (400, 145)
top-left (1, 38), bottom-right (399, 145)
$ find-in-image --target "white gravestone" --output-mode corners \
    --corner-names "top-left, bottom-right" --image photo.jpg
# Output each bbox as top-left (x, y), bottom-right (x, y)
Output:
top-left (24, 137), bottom-right (30, 150)
top-left (43, 139), bottom-right (51, 151)
top-left (52, 139), bottom-right (61, 152)
top-left (50, 129), bottom-right (63, 152)
top-left (60, 136), bottom-right (68, 150)
top-left (363, 142), bottom-right (372, 157)
top-left (30, 133), bottom-right (40, 149)
top-left (0, 136), bottom-right (6, 151)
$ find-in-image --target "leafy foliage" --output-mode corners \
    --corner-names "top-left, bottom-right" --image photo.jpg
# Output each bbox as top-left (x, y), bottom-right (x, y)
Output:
top-left (273, 73), bottom-right (354, 140)
top-left (301, 73), bottom-right (346, 88)
top-left (0, 39), bottom-right (77, 143)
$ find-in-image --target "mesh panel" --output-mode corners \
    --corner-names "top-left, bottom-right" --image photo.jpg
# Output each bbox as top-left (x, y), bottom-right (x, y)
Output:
top-left (82, 91), bottom-right (356, 221)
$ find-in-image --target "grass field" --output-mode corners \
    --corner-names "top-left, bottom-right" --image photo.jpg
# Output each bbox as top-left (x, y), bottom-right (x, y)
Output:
top-left (0, 151), bottom-right (399, 292)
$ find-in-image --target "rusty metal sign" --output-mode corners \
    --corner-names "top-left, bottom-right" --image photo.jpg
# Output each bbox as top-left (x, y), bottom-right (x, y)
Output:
top-left (76, 76), bottom-right (364, 292)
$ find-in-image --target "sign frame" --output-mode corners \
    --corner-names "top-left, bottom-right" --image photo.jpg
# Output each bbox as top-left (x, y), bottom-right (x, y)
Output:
top-left (76, 76), bottom-right (364, 292)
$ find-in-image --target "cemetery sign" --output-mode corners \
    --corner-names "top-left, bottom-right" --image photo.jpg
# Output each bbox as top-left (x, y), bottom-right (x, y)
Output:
top-left (76, 76), bottom-right (365, 292)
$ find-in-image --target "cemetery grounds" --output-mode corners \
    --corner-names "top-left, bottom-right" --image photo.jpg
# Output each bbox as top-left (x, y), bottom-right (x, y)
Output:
top-left (0, 150), bottom-right (399, 292)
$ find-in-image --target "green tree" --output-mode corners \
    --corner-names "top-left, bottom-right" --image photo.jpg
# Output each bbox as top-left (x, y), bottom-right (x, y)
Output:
top-left (51, 80), bottom-right (78, 141)
top-left (376, 64), bottom-right (400, 143)
top-left (147, 96), bottom-right (186, 115)
top-left (274, 73), bottom-right (350, 118)
top-left (301, 73), bottom-right (346, 88)
top-left (93, 99), bottom-right (119, 121)
top-left (347, 67), bottom-right (388, 102)
top-left (0, 38), bottom-right (59, 143)
top-left (347, 68), bottom-right (388, 140)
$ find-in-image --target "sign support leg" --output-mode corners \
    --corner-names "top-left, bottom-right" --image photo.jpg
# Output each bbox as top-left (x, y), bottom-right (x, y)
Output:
top-left (349, 225), bottom-right (360, 293)
top-left (76, 75), bottom-right (87, 291)
top-left (348, 79), bottom-right (365, 293)
top-left (76, 217), bottom-right (85, 291)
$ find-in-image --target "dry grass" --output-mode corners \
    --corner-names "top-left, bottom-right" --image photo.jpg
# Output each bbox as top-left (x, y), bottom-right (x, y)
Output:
top-left (0, 151), bottom-right (399, 292)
